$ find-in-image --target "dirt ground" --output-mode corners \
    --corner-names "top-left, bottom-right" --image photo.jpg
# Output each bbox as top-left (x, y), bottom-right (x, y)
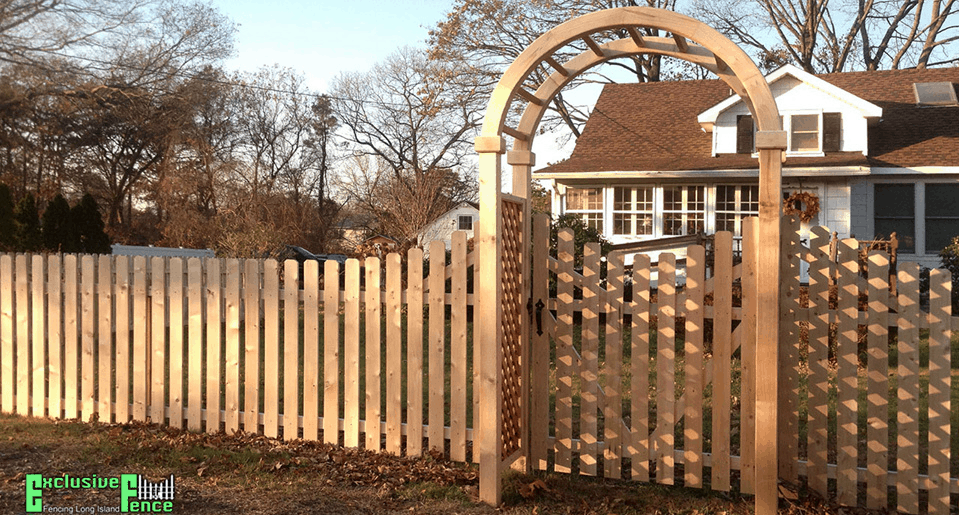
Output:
top-left (0, 414), bottom-right (863, 514)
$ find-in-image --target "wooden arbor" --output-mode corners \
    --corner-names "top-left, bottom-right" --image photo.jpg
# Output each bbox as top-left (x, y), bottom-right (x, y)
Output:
top-left (474, 7), bottom-right (787, 514)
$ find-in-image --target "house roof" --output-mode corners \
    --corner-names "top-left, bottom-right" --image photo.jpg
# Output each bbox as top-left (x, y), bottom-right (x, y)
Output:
top-left (537, 66), bottom-right (959, 175)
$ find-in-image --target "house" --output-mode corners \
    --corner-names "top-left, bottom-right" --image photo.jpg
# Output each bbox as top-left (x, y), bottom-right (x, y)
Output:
top-left (537, 64), bottom-right (959, 270)
top-left (417, 201), bottom-right (478, 255)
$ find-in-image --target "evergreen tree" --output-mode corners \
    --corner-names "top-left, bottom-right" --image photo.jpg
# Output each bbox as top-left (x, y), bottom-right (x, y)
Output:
top-left (72, 194), bottom-right (110, 254)
top-left (42, 194), bottom-right (76, 253)
top-left (14, 193), bottom-right (42, 252)
top-left (0, 183), bottom-right (15, 251)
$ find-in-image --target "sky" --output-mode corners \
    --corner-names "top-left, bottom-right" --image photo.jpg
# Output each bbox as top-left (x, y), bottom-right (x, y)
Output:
top-left (209, 0), bottom-right (453, 92)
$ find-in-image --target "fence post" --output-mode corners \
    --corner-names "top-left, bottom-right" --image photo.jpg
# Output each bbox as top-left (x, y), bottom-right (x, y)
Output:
top-left (755, 145), bottom-right (783, 515)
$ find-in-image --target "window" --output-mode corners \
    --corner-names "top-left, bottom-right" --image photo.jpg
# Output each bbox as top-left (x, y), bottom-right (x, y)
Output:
top-left (566, 187), bottom-right (604, 232)
top-left (925, 184), bottom-right (959, 252)
top-left (790, 114), bottom-right (819, 152)
top-left (716, 185), bottom-right (759, 236)
top-left (874, 184), bottom-right (915, 253)
top-left (663, 186), bottom-right (705, 236)
top-left (913, 82), bottom-right (959, 106)
top-left (458, 215), bottom-right (473, 231)
top-left (613, 186), bottom-right (653, 235)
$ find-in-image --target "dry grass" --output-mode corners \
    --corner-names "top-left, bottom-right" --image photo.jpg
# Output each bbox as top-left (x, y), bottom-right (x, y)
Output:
top-left (0, 413), bottom-right (872, 514)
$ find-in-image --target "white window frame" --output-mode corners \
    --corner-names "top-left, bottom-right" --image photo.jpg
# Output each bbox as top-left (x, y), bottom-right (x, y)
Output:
top-left (715, 184), bottom-right (760, 237)
top-left (565, 186), bottom-right (605, 232)
top-left (781, 110), bottom-right (825, 156)
top-left (611, 185), bottom-right (655, 237)
top-left (661, 185), bottom-right (706, 237)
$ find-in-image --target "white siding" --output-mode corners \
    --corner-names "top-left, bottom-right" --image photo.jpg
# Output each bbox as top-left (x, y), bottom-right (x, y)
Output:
top-left (713, 76), bottom-right (870, 155)
top-left (418, 204), bottom-right (478, 253)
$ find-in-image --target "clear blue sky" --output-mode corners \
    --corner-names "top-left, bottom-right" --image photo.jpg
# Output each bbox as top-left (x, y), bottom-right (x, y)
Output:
top-left (209, 0), bottom-right (453, 92)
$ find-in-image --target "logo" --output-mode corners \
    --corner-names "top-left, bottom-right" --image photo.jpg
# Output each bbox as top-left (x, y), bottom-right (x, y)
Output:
top-left (25, 473), bottom-right (175, 513)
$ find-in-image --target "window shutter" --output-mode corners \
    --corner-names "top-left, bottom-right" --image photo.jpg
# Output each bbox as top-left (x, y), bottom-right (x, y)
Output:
top-left (823, 113), bottom-right (841, 152)
top-left (736, 115), bottom-right (754, 154)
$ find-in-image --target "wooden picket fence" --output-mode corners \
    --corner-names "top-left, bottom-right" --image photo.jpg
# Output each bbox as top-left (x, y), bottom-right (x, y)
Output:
top-left (1, 214), bottom-right (957, 514)
top-left (0, 234), bottom-right (481, 462)
top-left (527, 213), bottom-right (957, 515)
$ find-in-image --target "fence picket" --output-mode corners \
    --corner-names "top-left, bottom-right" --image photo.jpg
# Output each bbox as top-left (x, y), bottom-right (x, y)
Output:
top-left (97, 255), bottom-right (113, 422)
top-left (471, 242), bottom-right (480, 464)
top-left (927, 268), bottom-right (951, 515)
top-left (16, 255), bottom-right (29, 416)
top-left (385, 254), bottom-right (402, 454)
top-left (81, 256), bottom-right (96, 421)
top-left (835, 239), bottom-right (859, 505)
top-left (865, 251), bottom-right (889, 509)
top-left (407, 249), bottom-right (424, 456)
top-left (580, 242), bottom-right (600, 476)
top-left (366, 257), bottom-right (382, 451)
top-left (150, 257), bottom-right (166, 424)
top-left (684, 245), bottom-right (705, 487)
top-left (344, 259), bottom-right (361, 448)
top-left (243, 259), bottom-right (261, 433)
top-left (206, 259), bottom-right (222, 434)
top-left (323, 260), bottom-right (340, 445)
top-left (630, 254), bottom-right (651, 482)
top-left (604, 251), bottom-right (623, 479)
top-left (656, 252), bottom-right (676, 485)
top-left (428, 241), bottom-right (445, 452)
top-left (263, 260), bottom-right (279, 438)
top-left (284, 259), bottom-right (299, 441)
top-left (739, 218), bottom-right (757, 494)
top-left (302, 260), bottom-right (319, 441)
top-left (450, 233), bottom-right (468, 462)
top-left (712, 233), bottom-right (733, 491)
top-left (1, 255), bottom-right (11, 413)
top-left (131, 257), bottom-right (146, 422)
top-left (187, 258), bottom-right (203, 431)
top-left (224, 259), bottom-right (240, 433)
top-left (806, 227), bottom-right (831, 496)
top-left (896, 262), bottom-right (920, 514)
top-left (554, 228), bottom-right (574, 474)
top-left (113, 257), bottom-right (128, 423)
top-left (530, 214), bottom-right (550, 470)
top-left (168, 258), bottom-right (183, 429)
top-left (32, 256), bottom-right (45, 417)
top-left (778, 216), bottom-right (800, 482)
top-left (48, 255), bottom-right (62, 420)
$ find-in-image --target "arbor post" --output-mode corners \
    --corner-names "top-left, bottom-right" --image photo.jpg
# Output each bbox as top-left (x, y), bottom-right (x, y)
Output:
top-left (475, 135), bottom-right (505, 505)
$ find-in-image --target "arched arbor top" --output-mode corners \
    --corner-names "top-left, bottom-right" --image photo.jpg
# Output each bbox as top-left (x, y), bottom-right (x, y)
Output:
top-left (475, 6), bottom-right (787, 160)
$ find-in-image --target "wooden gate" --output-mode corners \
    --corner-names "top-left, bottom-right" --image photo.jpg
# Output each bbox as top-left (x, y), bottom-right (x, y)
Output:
top-left (526, 212), bottom-right (760, 490)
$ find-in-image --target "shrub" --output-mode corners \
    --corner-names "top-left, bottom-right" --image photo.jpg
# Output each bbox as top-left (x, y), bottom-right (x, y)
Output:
top-left (938, 235), bottom-right (959, 312)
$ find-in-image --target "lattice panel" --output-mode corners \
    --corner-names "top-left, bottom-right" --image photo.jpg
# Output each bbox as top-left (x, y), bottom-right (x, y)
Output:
top-left (501, 199), bottom-right (524, 458)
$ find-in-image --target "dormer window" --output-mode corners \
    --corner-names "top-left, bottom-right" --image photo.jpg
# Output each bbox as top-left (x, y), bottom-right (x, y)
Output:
top-left (736, 112), bottom-right (842, 154)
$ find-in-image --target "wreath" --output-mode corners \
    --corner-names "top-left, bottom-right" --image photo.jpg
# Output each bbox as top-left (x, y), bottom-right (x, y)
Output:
top-left (782, 191), bottom-right (821, 223)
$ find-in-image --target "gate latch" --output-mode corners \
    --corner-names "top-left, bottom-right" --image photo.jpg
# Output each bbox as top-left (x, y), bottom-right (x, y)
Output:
top-left (534, 299), bottom-right (545, 336)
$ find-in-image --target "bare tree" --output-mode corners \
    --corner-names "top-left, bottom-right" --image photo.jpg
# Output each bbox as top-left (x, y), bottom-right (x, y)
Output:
top-left (428, 0), bottom-right (683, 139)
top-left (693, 0), bottom-right (958, 72)
top-left (331, 47), bottom-right (480, 247)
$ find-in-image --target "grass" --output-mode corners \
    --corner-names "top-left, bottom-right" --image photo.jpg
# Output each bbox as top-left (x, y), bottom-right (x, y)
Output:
top-left (0, 412), bottom-right (801, 514)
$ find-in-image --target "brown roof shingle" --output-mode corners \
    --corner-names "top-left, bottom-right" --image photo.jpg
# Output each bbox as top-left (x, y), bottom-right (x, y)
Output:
top-left (538, 67), bottom-right (959, 174)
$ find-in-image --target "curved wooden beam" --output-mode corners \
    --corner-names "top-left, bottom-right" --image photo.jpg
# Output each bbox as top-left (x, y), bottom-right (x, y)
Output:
top-left (479, 7), bottom-right (782, 139)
